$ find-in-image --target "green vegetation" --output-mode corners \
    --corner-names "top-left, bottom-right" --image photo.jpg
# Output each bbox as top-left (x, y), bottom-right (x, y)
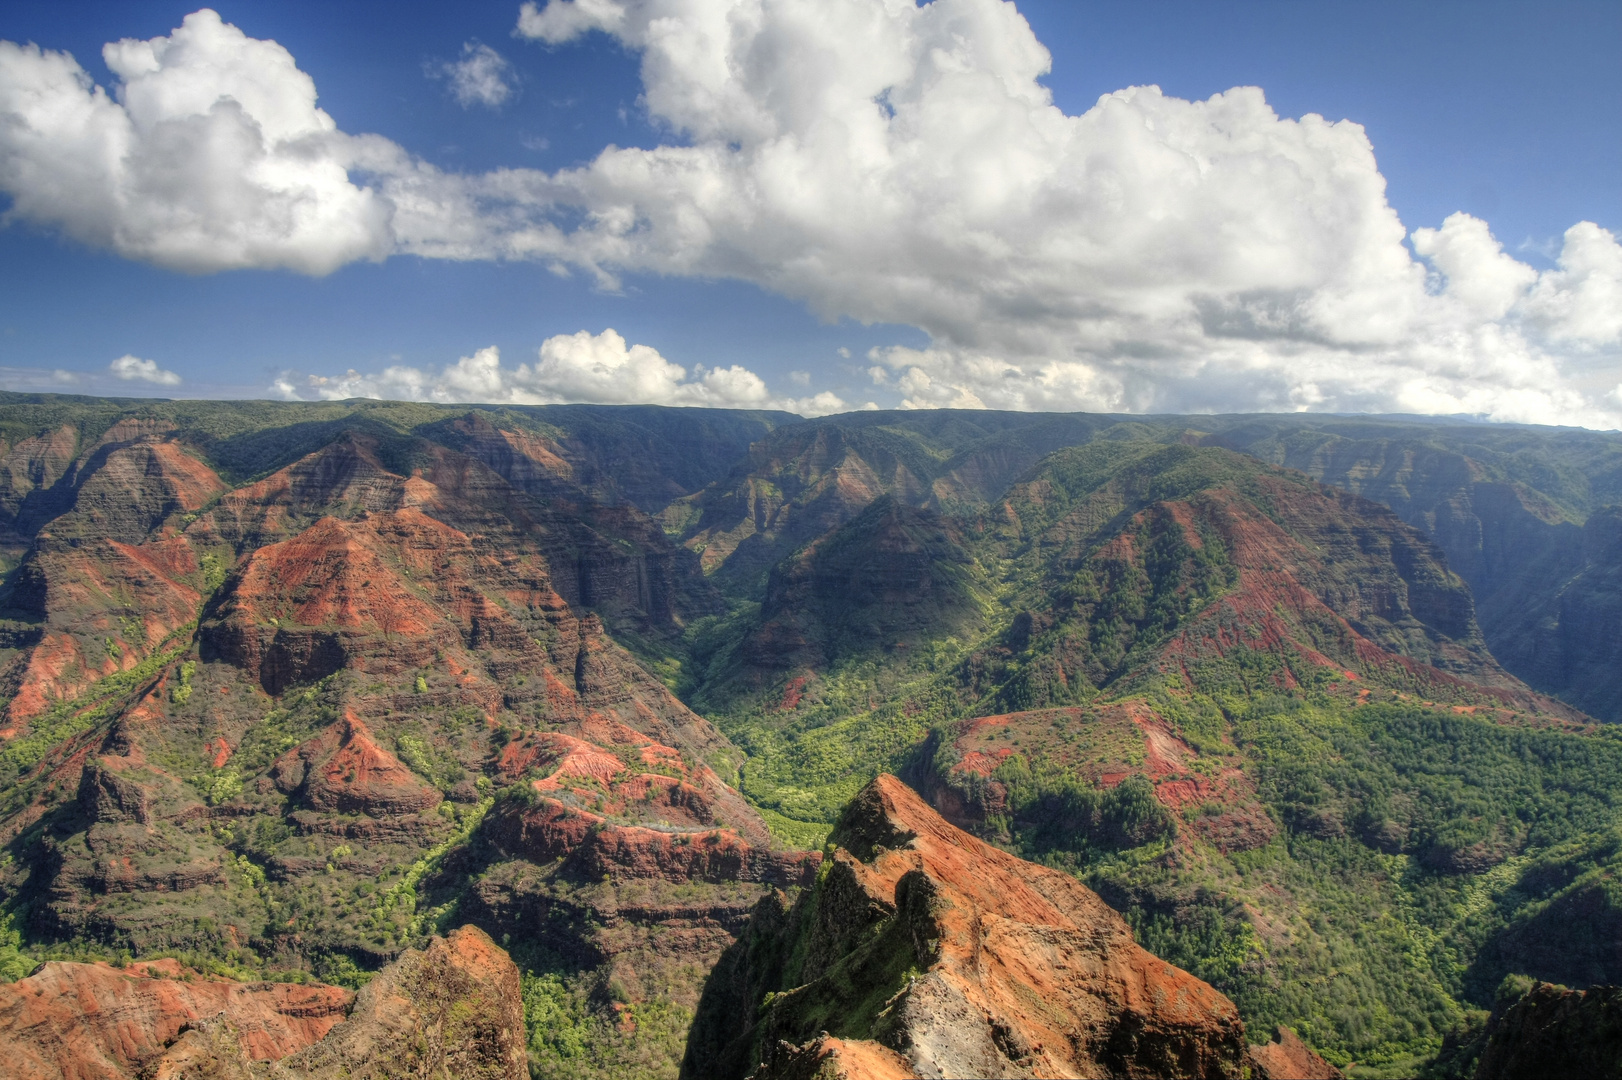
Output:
top-left (0, 624), bottom-right (195, 799)
top-left (0, 908), bottom-right (38, 983)
top-left (2, 395), bottom-right (1619, 1076)
top-left (170, 659), bottom-right (196, 705)
top-left (653, 436), bottom-right (1622, 1070)
top-left (368, 795), bottom-right (494, 943)
top-left (513, 943), bottom-right (696, 1080)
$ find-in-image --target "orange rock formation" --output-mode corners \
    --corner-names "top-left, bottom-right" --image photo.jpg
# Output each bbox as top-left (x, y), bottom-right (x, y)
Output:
top-left (686, 774), bottom-right (1249, 1079)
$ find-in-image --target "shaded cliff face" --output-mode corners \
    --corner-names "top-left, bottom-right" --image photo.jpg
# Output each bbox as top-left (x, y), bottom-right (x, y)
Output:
top-left (1199, 417), bottom-right (1622, 719)
top-left (684, 775), bottom-right (1249, 1080)
top-left (667, 412), bottom-right (1126, 592)
top-left (733, 496), bottom-right (988, 680)
top-left (428, 405), bottom-right (798, 515)
top-left (1470, 982), bottom-right (1622, 1080)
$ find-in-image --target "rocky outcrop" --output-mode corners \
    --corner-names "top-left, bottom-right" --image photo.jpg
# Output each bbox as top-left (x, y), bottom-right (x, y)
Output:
top-left (263, 926), bottom-right (527, 1080)
top-left (1472, 982), bottom-right (1622, 1080)
top-left (1246, 1027), bottom-right (1342, 1079)
top-left (684, 775), bottom-right (1248, 1080)
top-left (483, 792), bottom-right (817, 887)
top-left (0, 957), bottom-right (351, 1079)
top-left (273, 713), bottom-right (442, 816)
top-left (1, 927), bottom-right (529, 1080)
top-left (752, 1035), bottom-right (921, 1080)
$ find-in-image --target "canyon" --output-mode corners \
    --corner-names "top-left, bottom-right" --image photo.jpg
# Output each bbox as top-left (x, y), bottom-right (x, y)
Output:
top-left (0, 394), bottom-right (1617, 1078)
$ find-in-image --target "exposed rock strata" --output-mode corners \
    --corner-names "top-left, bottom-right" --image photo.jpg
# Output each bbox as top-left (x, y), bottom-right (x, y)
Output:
top-left (0, 957), bottom-right (351, 1079)
top-left (1202, 419), bottom-right (1622, 720)
top-left (685, 774), bottom-right (1248, 1080)
top-left (264, 925), bottom-right (527, 1080)
top-left (0, 925), bottom-right (528, 1080)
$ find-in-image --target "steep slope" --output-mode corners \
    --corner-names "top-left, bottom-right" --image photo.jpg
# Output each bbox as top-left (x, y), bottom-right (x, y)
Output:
top-left (684, 775), bottom-right (1249, 1080)
top-left (1469, 982), bottom-right (1622, 1080)
top-left (0, 425), bottom-right (224, 731)
top-left (683, 443), bottom-right (1613, 1071)
top-left (722, 496), bottom-right (988, 686)
top-left (426, 404), bottom-right (799, 515)
top-left (0, 407), bottom-right (810, 1080)
top-left (669, 412), bottom-right (1127, 592)
top-left (965, 443), bottom-right (1559, 712)
top-left (1200, 416), bottom-right (1622, 719)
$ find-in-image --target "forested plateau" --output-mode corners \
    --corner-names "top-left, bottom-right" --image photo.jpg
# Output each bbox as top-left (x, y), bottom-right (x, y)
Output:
top-left (0, 392), bottom-right (1617, 1078)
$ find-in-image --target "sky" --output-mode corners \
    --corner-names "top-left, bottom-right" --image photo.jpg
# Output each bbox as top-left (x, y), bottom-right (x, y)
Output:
top-left (0, 0), bottom-right (1618, 425)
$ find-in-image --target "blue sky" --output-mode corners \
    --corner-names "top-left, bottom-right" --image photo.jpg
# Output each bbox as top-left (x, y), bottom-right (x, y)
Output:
top-left (0, 0), bottom-right (1618, 424)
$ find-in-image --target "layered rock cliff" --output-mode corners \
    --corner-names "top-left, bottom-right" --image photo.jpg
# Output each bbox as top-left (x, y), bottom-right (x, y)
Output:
top-left (1200, 416), bottom-right (1622, 719)
top-left (0, 957), bottom-right (352, 1079)
top-left (0, 924), bottom-right (527, 1080)
top-left (0, 402), bottom-right (815, 1080)
top-left (684, 775), bottom-right (1249, 1080)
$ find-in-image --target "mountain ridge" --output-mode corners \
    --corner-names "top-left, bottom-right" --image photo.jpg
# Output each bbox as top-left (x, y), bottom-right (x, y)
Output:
top-left (0, 396), bottom-right (1617, 1078)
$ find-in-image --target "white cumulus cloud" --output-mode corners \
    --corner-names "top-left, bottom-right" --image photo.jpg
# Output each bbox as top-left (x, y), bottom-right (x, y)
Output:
top-left (0, 10), bottom-right (389, 274)
top-left (1, 3), bottom-right (1618, 426)
top-left (281, 332), bottom-right (851, 415)
top-left (431, 42), bottom-right (516, 109)
top-left (506, 0), bottom-right (1621, 426)
top-left (109, 354), bottom-right (182, 385)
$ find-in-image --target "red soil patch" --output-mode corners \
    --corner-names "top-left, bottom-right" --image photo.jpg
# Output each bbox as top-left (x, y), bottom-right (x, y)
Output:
top-left (302, 712), bottom-right (441, 815)
top-left (205, 736), bottom-right (233, 769)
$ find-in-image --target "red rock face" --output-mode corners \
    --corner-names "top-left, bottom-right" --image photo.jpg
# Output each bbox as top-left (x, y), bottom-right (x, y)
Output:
top-left (755, 1035), bottom-right (921, 1080)
top-left (1247, 1026), bottom-right (1343, 1079)
top-left (0, 432), bottom-right (220, 728)
top-left (0, 957), bottom-right (351, 1079)
top-left (928, 701), bottom-right (1279, 854)
top-left (0, 927), bottom-right (531, 1080)
top-left (487, 794), bottom-right (817, 886)
top-left (268, 925), bottom-right (529, 1080)
top-left (285, 712), bottom-right (443, 815)
top-left (687, 775), bottom-right (1250, 1080)
top-left (0, 410), bottom-right (802, 1078)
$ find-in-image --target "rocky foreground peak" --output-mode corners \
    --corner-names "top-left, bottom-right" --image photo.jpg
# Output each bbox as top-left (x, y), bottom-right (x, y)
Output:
top-left (685, 774), bottom-right (1259, 1079)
